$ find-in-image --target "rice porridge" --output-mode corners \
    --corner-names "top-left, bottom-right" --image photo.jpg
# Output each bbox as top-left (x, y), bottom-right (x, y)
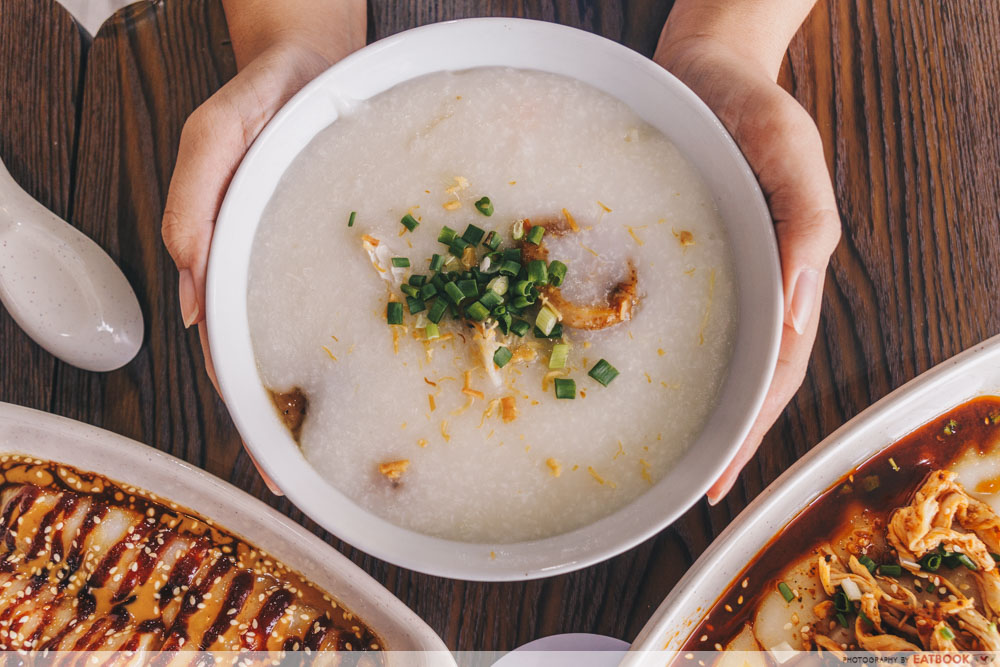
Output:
top-left (247, 67), bottom-right (737, 543)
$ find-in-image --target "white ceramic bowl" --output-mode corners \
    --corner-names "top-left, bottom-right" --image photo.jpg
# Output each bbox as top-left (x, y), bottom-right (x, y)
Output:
top-left (624, 333), bottom-right (1000, 662)
top-left (207, 18), bottom-right (783, 580)
top-left (0, 402), bottom-right (452, 663)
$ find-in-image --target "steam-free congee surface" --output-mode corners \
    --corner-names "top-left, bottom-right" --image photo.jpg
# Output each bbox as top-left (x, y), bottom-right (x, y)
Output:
top-left (247, 68), bottom-right (737, 543)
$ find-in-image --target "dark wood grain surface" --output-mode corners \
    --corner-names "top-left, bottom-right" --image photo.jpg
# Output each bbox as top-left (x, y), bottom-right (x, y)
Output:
top-left (1, 0), bottom-right (998, 652)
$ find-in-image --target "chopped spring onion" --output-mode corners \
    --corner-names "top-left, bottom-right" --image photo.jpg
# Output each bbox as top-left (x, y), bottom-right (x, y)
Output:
top-left (420, 283), bottom-right (438, 300)
top-left (444, 282), bottom-right (466, 305)
top-left (503, 247), bottom-right (522, 261)
top-left (496, 312), bottom-right (512, 334)
top-left (992, 553), bottom-right (1000, 563)
top-left (857, 555), bottom-right (877, 573)
top-left (548, 260), bottom-right (567, 287)
top-left (480, 252), bottom-right (501, 273)
top-left (833, 590), bottom-right (850, 613)
top-left (526, 225), bottom-right (545, 245)
top-left (430, 254), bottom-right (445, 271)
top-left (449, 237), bottom-right (471, 256)
top-left (835, 613), bottom-right (849, 629)
top-left (386, 302), bottom-right (403, 325)
top-left (474, 197), bottom-right (494, 216)
top-left (527, 260), bottom-right (548, 285)
top-left (401, 284), bottom-right (419, 298)
top-left (479, 291), bottom-right (503, 310)
top-left (499, 260), bottom-right (522, 276)
top-left (512, 296), bottom-right (534, 309)
top-left (462, 224), bottom-right (485, 245)
top-left (859, 610), bottom-right (874, 626)
top-left (391, 257), bottom-right (410, 268)
top-left (777, 581), bottom-right (795, 603)
top-left (400, 213), bottom-right (419, 232)
top-left (348, 211), bottom-right (356, 227)
top-left (956, 553), bottom-right (978, 571)
top-left (588, 359), bottom-right (620, 387)
top-left (493, 346), bottom-right (513, 368)
top-left (487, 275), bottom-right (509, 295)
top-left (425, 322), bottom-right (440, 340)
top-left (513, 280), bottom-right (533, 297)
top-left (458, 279), bottom-right (479, 299)
top-left (510, 319), bottom-right (531, 337)
top-left (878, 564), bottom-right (902, 577)
top-left (408, 274), bottom-right (426, 286)
top-left (427, 299), bottom-right (448, 324)
top-left (549, 343), bottom-right (569, 369)
top-left (535, 306), bottom-right (558, 336)
top-left (920, 552), bottom-right (943, 572)
top-left (939, 626), bottom-right (955, 641)
top-left (437, 226), bottom-right (457, 244)
top-left (841, 579), bottom-right (862, 601)
top-left (512, 219), bottom-right (525, 240)
top-left (406, 296), bottom-right (425, 315)
top-left (483, 230), bottom-right (502, 250)
top-left (465, 301), bottom-right (490, 322)
top-left (553, 378), bottom-right (576, 399)
top-left (534, 322), bottom-right (562, 339)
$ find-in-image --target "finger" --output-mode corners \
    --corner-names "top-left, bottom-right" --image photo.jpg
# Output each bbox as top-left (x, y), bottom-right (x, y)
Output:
top-left (198, 323), bottom-right (284, 496)
top-left (706, 281), bottom-right (823, 503)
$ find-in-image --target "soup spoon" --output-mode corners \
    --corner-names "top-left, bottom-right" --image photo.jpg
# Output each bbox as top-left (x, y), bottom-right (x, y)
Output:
top-left (0, 156), bottom-right (143, 372)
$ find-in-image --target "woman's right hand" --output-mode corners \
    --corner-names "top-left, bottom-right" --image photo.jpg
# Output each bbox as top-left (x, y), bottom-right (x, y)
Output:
top-left (161, 0), bottom-right (366, 390)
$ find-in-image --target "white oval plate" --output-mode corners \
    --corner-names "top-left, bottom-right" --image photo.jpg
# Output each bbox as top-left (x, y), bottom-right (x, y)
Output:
top-left (0, 402), bottom-right (453, 664)
top-left (625, 333), bottom-right (1000, 661)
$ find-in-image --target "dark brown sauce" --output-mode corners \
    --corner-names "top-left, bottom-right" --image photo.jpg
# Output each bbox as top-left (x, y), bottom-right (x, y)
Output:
top-left (0, 456), bottom-right (381, 654)
top-left (270, 388), bottom-right (308, 440)
top-left (683, 396), bottom-right (1000, 650)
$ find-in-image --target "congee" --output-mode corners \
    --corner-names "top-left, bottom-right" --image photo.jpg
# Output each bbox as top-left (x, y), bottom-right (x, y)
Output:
top-left (247, 67), bottom-right (737, 543)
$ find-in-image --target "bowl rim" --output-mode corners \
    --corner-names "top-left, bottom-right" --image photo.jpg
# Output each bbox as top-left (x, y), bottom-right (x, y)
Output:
top-left (206, 17), bottom-right (783, 581)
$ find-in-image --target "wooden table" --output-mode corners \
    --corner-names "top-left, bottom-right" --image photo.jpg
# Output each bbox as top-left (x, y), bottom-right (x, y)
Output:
top-left (2, 0), bottom-right (998, 652)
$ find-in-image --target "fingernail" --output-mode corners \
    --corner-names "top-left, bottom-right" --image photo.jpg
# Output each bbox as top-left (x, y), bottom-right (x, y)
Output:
top-left (179, 269), bottom-right (200, 328)
top-left (789, 269), bottom-right (819, 335)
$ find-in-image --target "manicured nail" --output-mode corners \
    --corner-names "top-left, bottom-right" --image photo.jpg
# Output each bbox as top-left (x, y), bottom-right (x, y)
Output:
top-left (179, 269), bottom-right (200, 328)
top-left (790, 269), bottom-right (819, 335)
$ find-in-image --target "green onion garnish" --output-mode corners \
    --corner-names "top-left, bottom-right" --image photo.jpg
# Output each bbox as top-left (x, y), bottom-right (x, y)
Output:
top-left (503, 247), bottom-right (522, 262)
top-left (479, 291), bottom-right (503, 310)
top-left (548, 261), bottom-right (567, 287)
top-left (458, 279), bottom-right (479, 299)
top-left (487, 275), bottom-right (509, 295)
top-left (877, 564), bottom-right (901, 577)
top-left (956, 553), bottom-right (978, 571)
top-left (513, 280), bottom-right (533, 297)
top-left (425, 322), bottom-right (440, 340)
top-left (512, 219), bottom-right (525, 240)
top-left (533, 322), bottom-right (562, 339)
top-left (920, 552), bottom-right (942, 572)
top-left (406, 296), bottom-right (425, 315)
top-left (348, 211), bottom-right (356, 227)
top-left (512, 296), bottom-right (534, 309)
top-left (499, 260), bottom-right (521, 276)
top-left (480, 252), bottom-right (501, 273)
top-left (430, 254), bottom-right (445, 271)
top-left (493, 346), bottom-right (513, 368)
top-left (833, 590), bottom-right (850, 613)
top-left (553, 378), bottom-right (576, 399)
top-left (400, 213), bottom-right (419, 232)
top-left (939, 626), bottom-right (955, 641)
top-left (449, 237), bottom-right (471, 256)
top-left (588, 359), bottom-right (619, 387)
top-left (527, 260), bottom-right (548, 285)
top-left (483, 230), bottom-right (502, 251)
top-left (444, 282), bottom-right (465, 305)
top-left (401, 284), bottom-right (419, 298)
top-left (391, 257), bottom-right (410, 268)
top-left (462, 224), bottom-right (485, 245)
top-left (474, 197), bottom-right (493, 216)
top-left (549, 344), bottom-right (569, 369)
top-left (857, 555), bottom-right (876, 573)
top-left (386, 302), bottom-right (403, 325)
top-left (437, 226), bottom-right (457, 245)
top-left (777, 582), bottom-right (795, 603)
top-left (835, 612), bottom-right (848, 629)
top-left (427, 299), bottom-right (448, 323)
top-left (535, 306), bottom-right (558, 337)
top-left (510, 319), bottom-right (531, 337)
top-left (408, 274), bottom-right (426, 286)
top-left (992, 553), bottom-right (1000, 563)
top-left (465, 301), bottom-right (489, 322)
top-left (420, 283), bottom-right (438, 300)
top-left (526, 225), bottom-right (545, 245)
top-left (859, 610), bottom-right (874, 626)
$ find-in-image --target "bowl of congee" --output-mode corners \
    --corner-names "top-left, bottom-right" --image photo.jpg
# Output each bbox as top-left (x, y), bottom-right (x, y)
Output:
top-left (206, 18), bottom-right (783, 580)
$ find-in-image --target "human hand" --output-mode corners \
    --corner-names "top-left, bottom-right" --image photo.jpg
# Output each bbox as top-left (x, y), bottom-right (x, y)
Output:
top-left (162, 0), bottom-right (366, 388)
top-left (654, 0), bottom-right (842, 503)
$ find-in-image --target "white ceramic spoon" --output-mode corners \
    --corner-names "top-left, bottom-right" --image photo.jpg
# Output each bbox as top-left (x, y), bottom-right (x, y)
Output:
top-left (0, 156), bottom-right (143, 372)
